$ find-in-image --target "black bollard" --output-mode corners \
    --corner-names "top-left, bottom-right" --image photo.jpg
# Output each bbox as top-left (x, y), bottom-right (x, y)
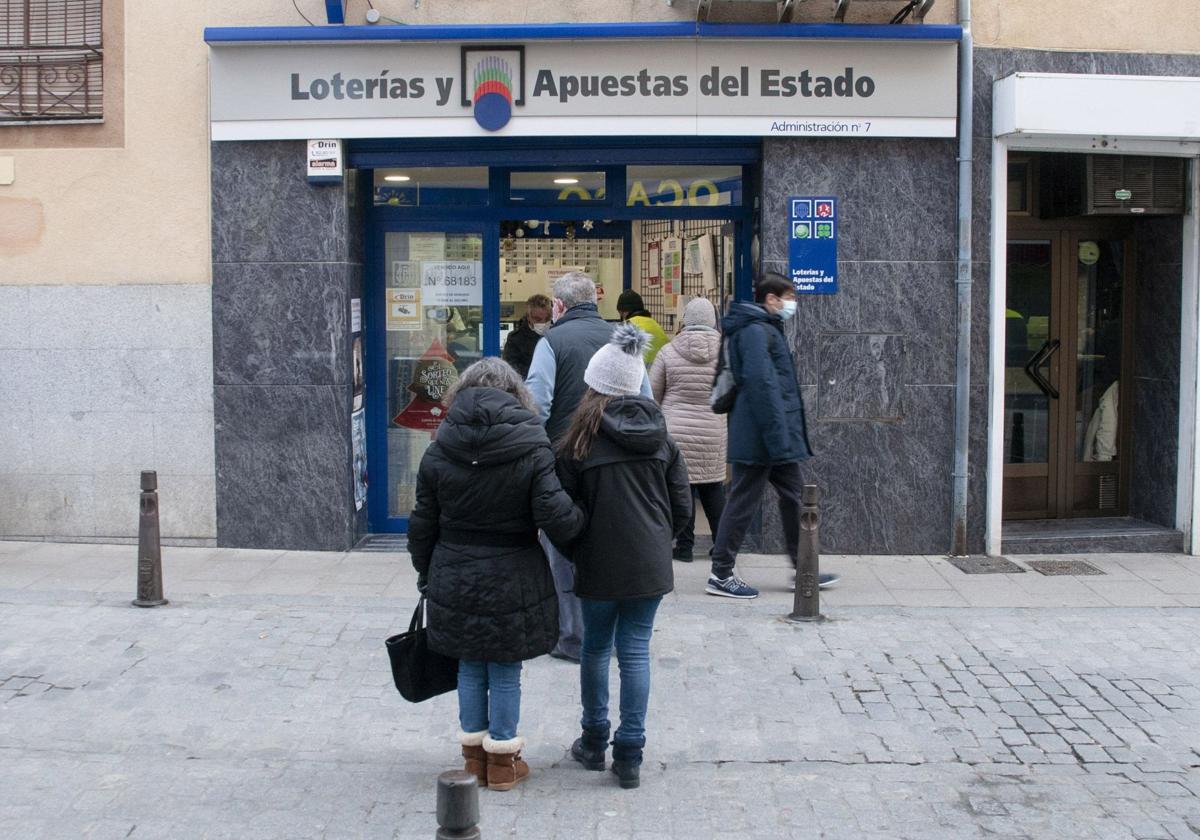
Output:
top-left (787, 484), bottom-right (822, 622)
top-left (133, 471), bottom-right (167, 608)
top-left (435, 770), bottom-right (480, 840)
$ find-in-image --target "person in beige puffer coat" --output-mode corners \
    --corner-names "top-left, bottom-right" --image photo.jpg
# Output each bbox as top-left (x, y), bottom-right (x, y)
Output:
top-left (649, 297), bottom-right (728, 562)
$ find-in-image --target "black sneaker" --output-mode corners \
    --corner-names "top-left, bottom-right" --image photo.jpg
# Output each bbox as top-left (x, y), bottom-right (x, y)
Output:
top-left (705, 574), bottom-right (759, 599)
top-left (672, 547), bottom-right (694, 562)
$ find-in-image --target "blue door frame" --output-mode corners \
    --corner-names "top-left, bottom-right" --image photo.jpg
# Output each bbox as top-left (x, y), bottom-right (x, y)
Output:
top-left (363, 144), bottom-right (760, 534)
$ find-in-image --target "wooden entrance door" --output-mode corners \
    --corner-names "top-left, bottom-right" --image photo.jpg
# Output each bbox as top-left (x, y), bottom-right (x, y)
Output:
top-left (1002, 221), bottom-right (1135, 520)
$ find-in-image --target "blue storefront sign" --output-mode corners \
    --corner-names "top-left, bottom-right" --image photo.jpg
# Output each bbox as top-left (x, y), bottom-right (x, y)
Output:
top-left (788, 196), bottom-right (838, 294)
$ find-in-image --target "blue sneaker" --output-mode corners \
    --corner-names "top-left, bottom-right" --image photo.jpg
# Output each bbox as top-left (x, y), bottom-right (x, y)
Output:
top-left (706, 573), bottom-right (759, 599)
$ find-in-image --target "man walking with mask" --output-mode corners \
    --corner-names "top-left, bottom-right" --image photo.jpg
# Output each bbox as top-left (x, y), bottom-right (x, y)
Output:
top-left (707, 272), bottom-right (837, 599)
top-left (526, 272), bottom-right (655, 660)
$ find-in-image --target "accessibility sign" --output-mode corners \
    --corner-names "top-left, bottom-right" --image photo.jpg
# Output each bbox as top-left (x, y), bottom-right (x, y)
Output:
top-left (788, 196), bottom-right (838, 294)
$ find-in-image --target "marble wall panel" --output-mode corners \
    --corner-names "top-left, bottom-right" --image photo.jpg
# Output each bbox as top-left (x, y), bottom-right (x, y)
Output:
top-left (762, 138), bottom-right (958, 263)
top-left (213, 262), bottom-right (349, 387)
top-left (758, 385), bottom-right (956, 555)
top-left (1130, 216), bottom-right (1184, 527)
top-left (817, 334), bottom-right (905, 421)
top-left (211, 141), bottom-right (350, 265)
top-left (214, 384), bottom-right (354, 550)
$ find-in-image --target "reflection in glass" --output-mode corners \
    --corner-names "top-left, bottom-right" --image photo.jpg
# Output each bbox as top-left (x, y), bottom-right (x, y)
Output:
top-left (385, 231), bottom-right (484, 519)
top-left (509, 171), bottom-right (606, 203)
top-left (625, 165), bottom-right (742, 207)
top-left (373, 167), bottom-right (489, 207)
top-left (1076, 239), bottom-right (1123, 463)
top-left (1004, 241), bottom-right (1053, 464)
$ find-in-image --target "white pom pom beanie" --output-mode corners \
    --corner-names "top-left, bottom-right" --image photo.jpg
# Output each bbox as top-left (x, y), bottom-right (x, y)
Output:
top-left (584, 322), bottom-right (651, 397)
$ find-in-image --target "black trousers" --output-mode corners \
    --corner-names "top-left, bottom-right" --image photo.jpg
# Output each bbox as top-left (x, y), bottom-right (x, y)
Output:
top-left (675, 481), bottom-right (727, 552)
top-left (710, 462), bottom-right (802, 580)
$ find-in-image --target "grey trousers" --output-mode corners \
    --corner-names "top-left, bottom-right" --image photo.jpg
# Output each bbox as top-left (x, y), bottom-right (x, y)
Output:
top-left (540, 531), bottom-right (583, 659)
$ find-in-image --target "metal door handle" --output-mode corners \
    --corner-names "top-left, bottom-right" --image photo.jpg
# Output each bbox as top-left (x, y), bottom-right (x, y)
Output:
top-left (1023, 339), bottom-right (1060, 399)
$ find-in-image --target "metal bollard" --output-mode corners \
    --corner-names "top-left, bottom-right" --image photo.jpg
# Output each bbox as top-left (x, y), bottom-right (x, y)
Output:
top-left (133, 471), bottom-right (168, 608)
top-left (435, 770), bottom-right (480, 840)
top-left (787, 484), bottom-right (822, 622)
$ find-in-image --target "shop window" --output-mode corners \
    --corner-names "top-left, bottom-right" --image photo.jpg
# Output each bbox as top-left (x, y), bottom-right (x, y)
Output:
top-left (626, 165), bottom-right (742, 208)
top-left (374, 166), bottom-right (489, 207)
top-left (509, 170), bottom-right (606, 204)
top-left (0, 0), bottom-right (104, 123)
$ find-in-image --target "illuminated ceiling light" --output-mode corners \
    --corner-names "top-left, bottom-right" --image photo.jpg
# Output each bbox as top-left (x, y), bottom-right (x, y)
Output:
top-left (384, 175), bottom-right (411, 182)
top-left (553, 177), bottom-right (580, 185)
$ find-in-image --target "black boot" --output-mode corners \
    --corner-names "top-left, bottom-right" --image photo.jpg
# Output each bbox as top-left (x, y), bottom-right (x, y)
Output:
top-left (610, 740), bottom-right (644, 789)
top-left (571, 725), bottom-right (609, 771)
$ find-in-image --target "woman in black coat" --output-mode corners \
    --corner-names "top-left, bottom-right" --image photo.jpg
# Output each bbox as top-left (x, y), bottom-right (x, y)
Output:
top-left (408, 357), bottom-right (585, 792)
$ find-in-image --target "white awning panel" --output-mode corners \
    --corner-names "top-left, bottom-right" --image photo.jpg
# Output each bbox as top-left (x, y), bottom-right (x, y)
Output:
top-left (994, 72), bottom-right (1200, 156)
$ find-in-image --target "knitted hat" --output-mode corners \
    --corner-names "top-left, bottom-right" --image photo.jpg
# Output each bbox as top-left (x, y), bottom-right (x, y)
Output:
top-left (616, 289), bottom-right (644, 314)
top-left (584, 323), bottom-right (651, 396)
top-left (683, 297), bottom-right (717, 328)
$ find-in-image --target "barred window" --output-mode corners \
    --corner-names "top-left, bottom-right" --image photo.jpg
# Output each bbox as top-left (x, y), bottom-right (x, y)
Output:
top-left (0, 0), bottom-right (103, 124)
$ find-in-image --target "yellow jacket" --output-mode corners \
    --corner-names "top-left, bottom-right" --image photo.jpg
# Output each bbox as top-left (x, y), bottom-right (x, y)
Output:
top-left (627, 314), bottom-right (670, 367)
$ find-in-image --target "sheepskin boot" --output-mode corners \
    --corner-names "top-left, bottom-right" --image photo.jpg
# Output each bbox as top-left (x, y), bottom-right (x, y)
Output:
top-left (483, 735), bottom-right (529, 792)
top-left (611, 739), bottom-right (644, 790)
top-left (570, 724), bottom-right (610, 771)
top-left (459, 730), bottom-right (488, 786)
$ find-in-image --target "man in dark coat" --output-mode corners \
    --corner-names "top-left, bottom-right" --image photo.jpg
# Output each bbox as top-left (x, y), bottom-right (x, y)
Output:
top-left (525, 272), bottom-right (651, 661)
top-left (707, 272), bottom-right (834, 600)
top-left (502, 293), bottom-right (552, 378)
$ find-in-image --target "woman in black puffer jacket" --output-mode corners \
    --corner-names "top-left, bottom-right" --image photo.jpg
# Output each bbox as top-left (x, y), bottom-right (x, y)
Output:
top-left (408, 357), bottom-right (585, 793)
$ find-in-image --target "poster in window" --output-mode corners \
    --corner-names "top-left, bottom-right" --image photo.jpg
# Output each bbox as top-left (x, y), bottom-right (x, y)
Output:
top-left (351, 409), bottom-right (368, 511)
top-left (646, 240), bottom-right (662, 287)
top-left (422, 261), bottom-right (483, 307)
top-left (386, 288), bottom-right (422, 331)
top-left (392, 339), bottom-right (459, 432)
top-left (662, 237), bottom-right (683, 295)
top-left (392, 260), bottom-right (420, 288)
top-left (352, 337), bottom-right (364, 411)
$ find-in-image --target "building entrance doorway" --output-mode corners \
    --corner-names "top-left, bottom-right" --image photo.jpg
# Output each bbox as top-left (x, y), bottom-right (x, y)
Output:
top-left (1002, 220), bottom-right (1135, 520)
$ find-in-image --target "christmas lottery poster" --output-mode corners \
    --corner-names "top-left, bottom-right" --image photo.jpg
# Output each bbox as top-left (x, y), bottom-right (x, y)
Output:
top-left (392, 339), bottom-right (459, 432)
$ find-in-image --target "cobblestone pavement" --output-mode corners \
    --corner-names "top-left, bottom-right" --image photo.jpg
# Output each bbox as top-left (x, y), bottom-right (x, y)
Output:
top-left (3, 580), bottom-right (1200, 840)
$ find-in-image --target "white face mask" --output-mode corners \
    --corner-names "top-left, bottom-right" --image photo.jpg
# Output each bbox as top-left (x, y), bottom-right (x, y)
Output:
top-left (779, 299), bottom-right (797, 321)
top-left (531, 322), bottom-right (549, 336)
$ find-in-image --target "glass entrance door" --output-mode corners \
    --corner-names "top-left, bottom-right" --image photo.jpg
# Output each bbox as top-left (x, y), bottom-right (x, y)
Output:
top-left (1002, 225), bottom-right (1134, 520)
top-left (367, 225), bottom-right (495, 531)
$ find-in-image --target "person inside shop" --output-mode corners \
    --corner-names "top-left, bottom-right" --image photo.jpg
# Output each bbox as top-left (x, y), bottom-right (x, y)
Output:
top-left (650, 297), bottom-right (728, 562)
top-left (407, 357), bottom-right (585, 793)
top-left (556, 322), bottom-right (692, 790)
top-left (615, 290), bottom-right (670, 367)
top-left (706, 272), bottom-right (839, 600)
top-left (502, 293), bottom-right (552, 378)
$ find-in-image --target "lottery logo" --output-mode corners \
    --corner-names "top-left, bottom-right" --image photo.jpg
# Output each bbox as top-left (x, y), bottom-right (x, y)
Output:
top-left (815, 201), bottom-right (834, 218)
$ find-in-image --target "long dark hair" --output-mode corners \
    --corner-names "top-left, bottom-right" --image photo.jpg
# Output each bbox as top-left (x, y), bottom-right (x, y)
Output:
top-left (557, 388), bottom-right (613, 461)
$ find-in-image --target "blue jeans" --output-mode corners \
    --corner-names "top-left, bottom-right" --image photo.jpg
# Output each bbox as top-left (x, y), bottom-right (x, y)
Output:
top-left (457, 660), bottom-right (522, 741)
top-left (579, 596), bottom-right (663, 746)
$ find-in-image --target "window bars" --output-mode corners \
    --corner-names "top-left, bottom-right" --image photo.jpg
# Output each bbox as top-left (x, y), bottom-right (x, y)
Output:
top-left (0, 0), bottom-right (103, 123)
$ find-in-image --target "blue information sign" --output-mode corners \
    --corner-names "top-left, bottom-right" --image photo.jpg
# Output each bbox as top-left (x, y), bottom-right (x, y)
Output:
top-left (788, 196), bottom-right (838, 295)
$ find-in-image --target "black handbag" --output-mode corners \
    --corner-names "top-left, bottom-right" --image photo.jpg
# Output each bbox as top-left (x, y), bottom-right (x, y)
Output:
top-left (385, 596), bottom-right (458, 703)
top-left (710, 335), bottom-right (738, 414)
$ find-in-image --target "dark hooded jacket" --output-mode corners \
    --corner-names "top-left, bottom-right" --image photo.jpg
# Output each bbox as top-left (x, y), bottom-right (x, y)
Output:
top-left (722, 301), bottom-right (813, 466)
top-left (556, 396), bottom-right (692, 600)
top-left (408, 387), bottom-right (585, 662)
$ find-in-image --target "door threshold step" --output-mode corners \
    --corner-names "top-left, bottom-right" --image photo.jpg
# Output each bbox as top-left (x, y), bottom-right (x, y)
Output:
top-left (1001, 517), bottom-right (1184, 555)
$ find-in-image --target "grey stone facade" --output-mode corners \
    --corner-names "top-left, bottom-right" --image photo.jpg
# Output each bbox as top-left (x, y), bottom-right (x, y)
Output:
top-left (208, 48), bottom-right (1198, 552)
top-left (211, 141), bottom-right (366, 550)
